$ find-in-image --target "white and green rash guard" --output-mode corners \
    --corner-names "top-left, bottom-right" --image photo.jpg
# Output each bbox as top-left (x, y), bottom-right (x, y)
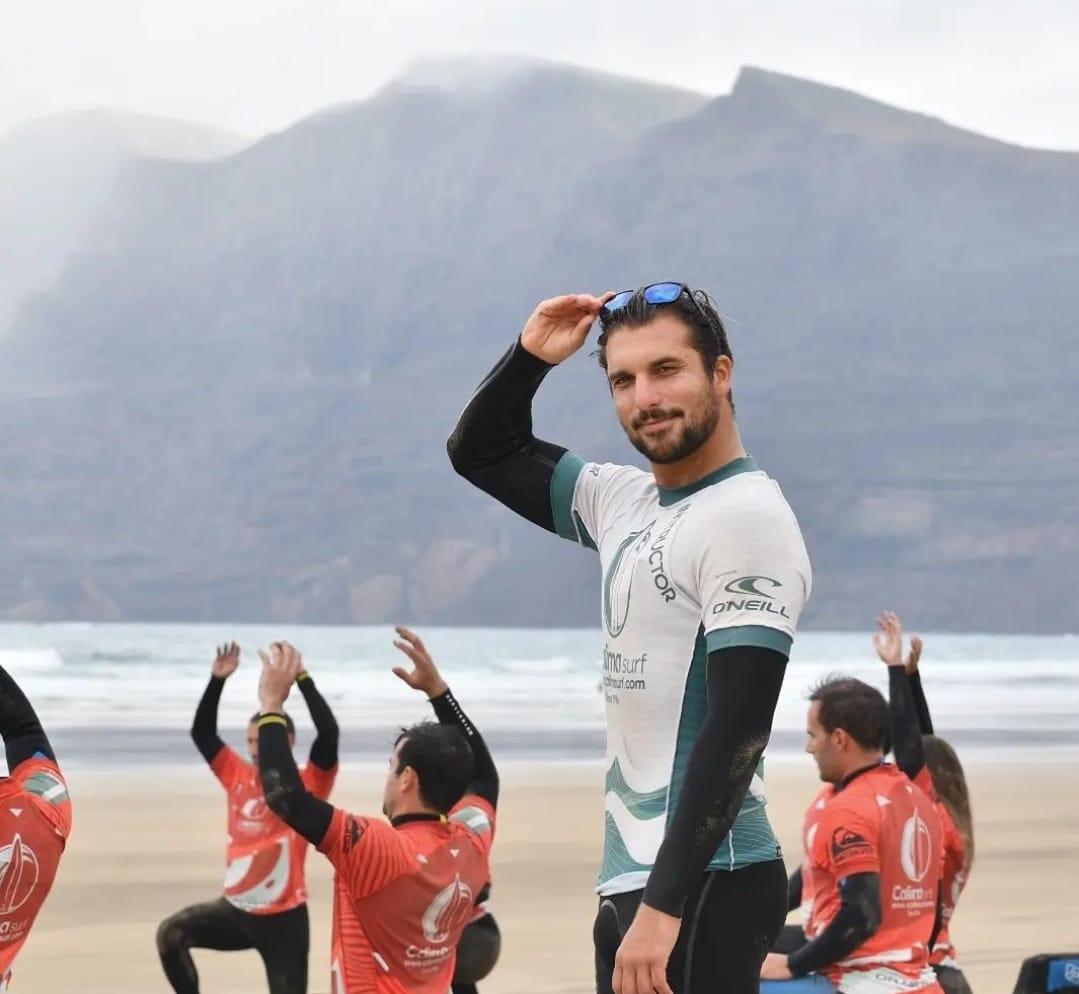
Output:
top-left (550, 451), bottom-right (813, 896)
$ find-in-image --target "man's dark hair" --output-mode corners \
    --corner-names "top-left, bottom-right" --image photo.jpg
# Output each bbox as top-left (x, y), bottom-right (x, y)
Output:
top-left (808, 675), bottom-right (889, 752)
top-left (393, 721), bottom-right (475, 813)
top-left (251, 711), bottom-right (295, 735)
top-left (595, 285), bottom-right (735, 413)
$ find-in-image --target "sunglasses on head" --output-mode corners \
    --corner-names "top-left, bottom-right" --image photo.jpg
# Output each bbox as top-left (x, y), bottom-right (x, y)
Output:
top-left (600, 281), bottom-right (707, 322)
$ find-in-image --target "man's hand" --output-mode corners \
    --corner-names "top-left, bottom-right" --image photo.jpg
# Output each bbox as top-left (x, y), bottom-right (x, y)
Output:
top-left (905, 634), bottom-right (923, 675)
top-left (258, 642), bottom-right (303, 713)
top-left (872, 611), bottom-right (904, 668)
top-left (760, 952), bottom-right (794, 980)
top-left (211, 641), bottom-right (240, 679)
top-left (391, 626), bottom-right (448, 699)
top-left (519, 293), bottom-right (614, 365)
top-left (612, 903), bottom-right (678, 994)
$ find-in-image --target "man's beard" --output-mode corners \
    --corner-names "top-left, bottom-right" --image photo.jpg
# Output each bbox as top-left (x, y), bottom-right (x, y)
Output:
top-left (626, 392), bottom-right (720, 465)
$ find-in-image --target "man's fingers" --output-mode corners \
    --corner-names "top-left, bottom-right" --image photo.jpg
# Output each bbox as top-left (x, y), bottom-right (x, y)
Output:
top-left (260, 644), bottom-right (297, 670)
top-left (573, 314), bottom-right (599, 340)
top-left (394, 625), bottom-right (431, 658)
top-left (652, 962), bottom-right (673, 994)
top-left (540, 293), bottom-right (606, 317)
top-left (393, 640), bottom-right (425, 666)
top-left (281, 640), bottom-right (298, 660)
top-left (612, 963), bottom-right (624, 994)
top-left (391, 666), bottom-right (414, 683)
top-left (535, 294), bottom-right (578, 320)
top-left (574, 295), bottom-right (604, 316)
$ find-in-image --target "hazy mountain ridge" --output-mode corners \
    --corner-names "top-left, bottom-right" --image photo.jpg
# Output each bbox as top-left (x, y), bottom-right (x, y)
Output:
top-left (0, 108), bottom-right (248, 334)
top-left (1, 63), bottom-right (1075, 632)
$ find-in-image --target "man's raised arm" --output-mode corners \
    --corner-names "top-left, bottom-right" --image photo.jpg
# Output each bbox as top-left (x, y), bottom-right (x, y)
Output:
top-left (0, 663), bottom-right (55, 769)
top-left (391, 625), bottom-right (499, 808)
top-left (256, 643), bottom-right (335, 846)
top-left (446, 293), bottom-right (609, 531)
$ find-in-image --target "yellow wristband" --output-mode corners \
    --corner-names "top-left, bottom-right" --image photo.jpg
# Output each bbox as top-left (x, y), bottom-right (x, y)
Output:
top-left (258, 714), bottom-right (289, 728)
top-left (297, 671), bottom-right (311, 682)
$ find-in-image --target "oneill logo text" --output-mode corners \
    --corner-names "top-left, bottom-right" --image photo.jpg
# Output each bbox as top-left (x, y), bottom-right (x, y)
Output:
top-left (712, 599), bottom-right (790, 619)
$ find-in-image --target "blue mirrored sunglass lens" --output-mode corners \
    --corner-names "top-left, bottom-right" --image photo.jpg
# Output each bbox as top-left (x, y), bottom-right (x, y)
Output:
top-left (643, 282), bottom-right (684, 304)
top-left (604, 291), bottom-right (634, 312)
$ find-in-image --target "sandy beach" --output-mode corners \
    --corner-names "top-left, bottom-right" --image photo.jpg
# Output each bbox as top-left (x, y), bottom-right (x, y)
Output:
top-left (15, 756), bottom-right (1077, 994)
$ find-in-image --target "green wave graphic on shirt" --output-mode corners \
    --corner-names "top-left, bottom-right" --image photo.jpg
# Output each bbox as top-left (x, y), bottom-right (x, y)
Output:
top-left (605, 757), bottom-right (667, 821)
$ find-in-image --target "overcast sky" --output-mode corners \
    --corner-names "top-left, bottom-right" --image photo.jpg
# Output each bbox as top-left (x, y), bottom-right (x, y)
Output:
top-left (2, 0), bottom-right (1077, 149)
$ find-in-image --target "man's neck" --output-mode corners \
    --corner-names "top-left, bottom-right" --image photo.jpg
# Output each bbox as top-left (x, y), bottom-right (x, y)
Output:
top-left (650, 421), bottom-right (746, 489)
top-left (835, 753), bottom-right (885, 788)
top-left (389, 800), bottom-right (444, 826)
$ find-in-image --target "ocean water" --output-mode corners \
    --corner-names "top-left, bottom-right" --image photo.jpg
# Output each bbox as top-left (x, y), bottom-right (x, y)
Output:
top-left (0, 623), bottom-right (1076, 768)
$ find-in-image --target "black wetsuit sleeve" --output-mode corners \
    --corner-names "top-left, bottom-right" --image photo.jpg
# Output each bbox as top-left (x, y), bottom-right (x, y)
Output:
top-left (430, 688), bottom-right (499, 808)
top-left (888, 666), bottom-right (925, 780)
top-left (909, 671), bottom-right (934, 735)
top-left (297, 674), bottom-right (339, 772)
top-left (642, 645), bottom-right (787, 916)
top-left (0, 665), bottom-right (55, 768)
top-left (258, 716), bottom-right (335, 846)
top-left (788, 865), bottom-right (803, 912)
top-left (787, 872), bottom-right (882, 977)
top-left (446, 338), bottom-right (568, 532)
top-left (190, 676), bottom-right (227, 765)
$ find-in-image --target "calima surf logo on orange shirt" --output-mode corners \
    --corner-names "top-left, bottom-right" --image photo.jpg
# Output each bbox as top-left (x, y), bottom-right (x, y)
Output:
top-left (891, 810), bottom-right (938, 911)
top-left (900, 812), bottom-right (934, 883)
top-left (422, 874), bottom-right (474, 944)
top-left (0, 835), bottom-right (39, 918)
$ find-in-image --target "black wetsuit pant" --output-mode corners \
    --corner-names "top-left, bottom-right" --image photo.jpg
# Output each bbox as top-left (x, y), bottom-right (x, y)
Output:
top-left (157, 898), bottom-right (309, 994)
top-left (452, 911), bottom-right (502, 994)
top-left (594, 859), bottom-right (788, 994)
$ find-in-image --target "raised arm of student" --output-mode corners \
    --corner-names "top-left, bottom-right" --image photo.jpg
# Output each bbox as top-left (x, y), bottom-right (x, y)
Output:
top-left (255, 643), bottom-right (335, 846)
top-left (391, 625), bottom-right (499, 808)
top-left (874, 612), bottom-right (925, 781)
